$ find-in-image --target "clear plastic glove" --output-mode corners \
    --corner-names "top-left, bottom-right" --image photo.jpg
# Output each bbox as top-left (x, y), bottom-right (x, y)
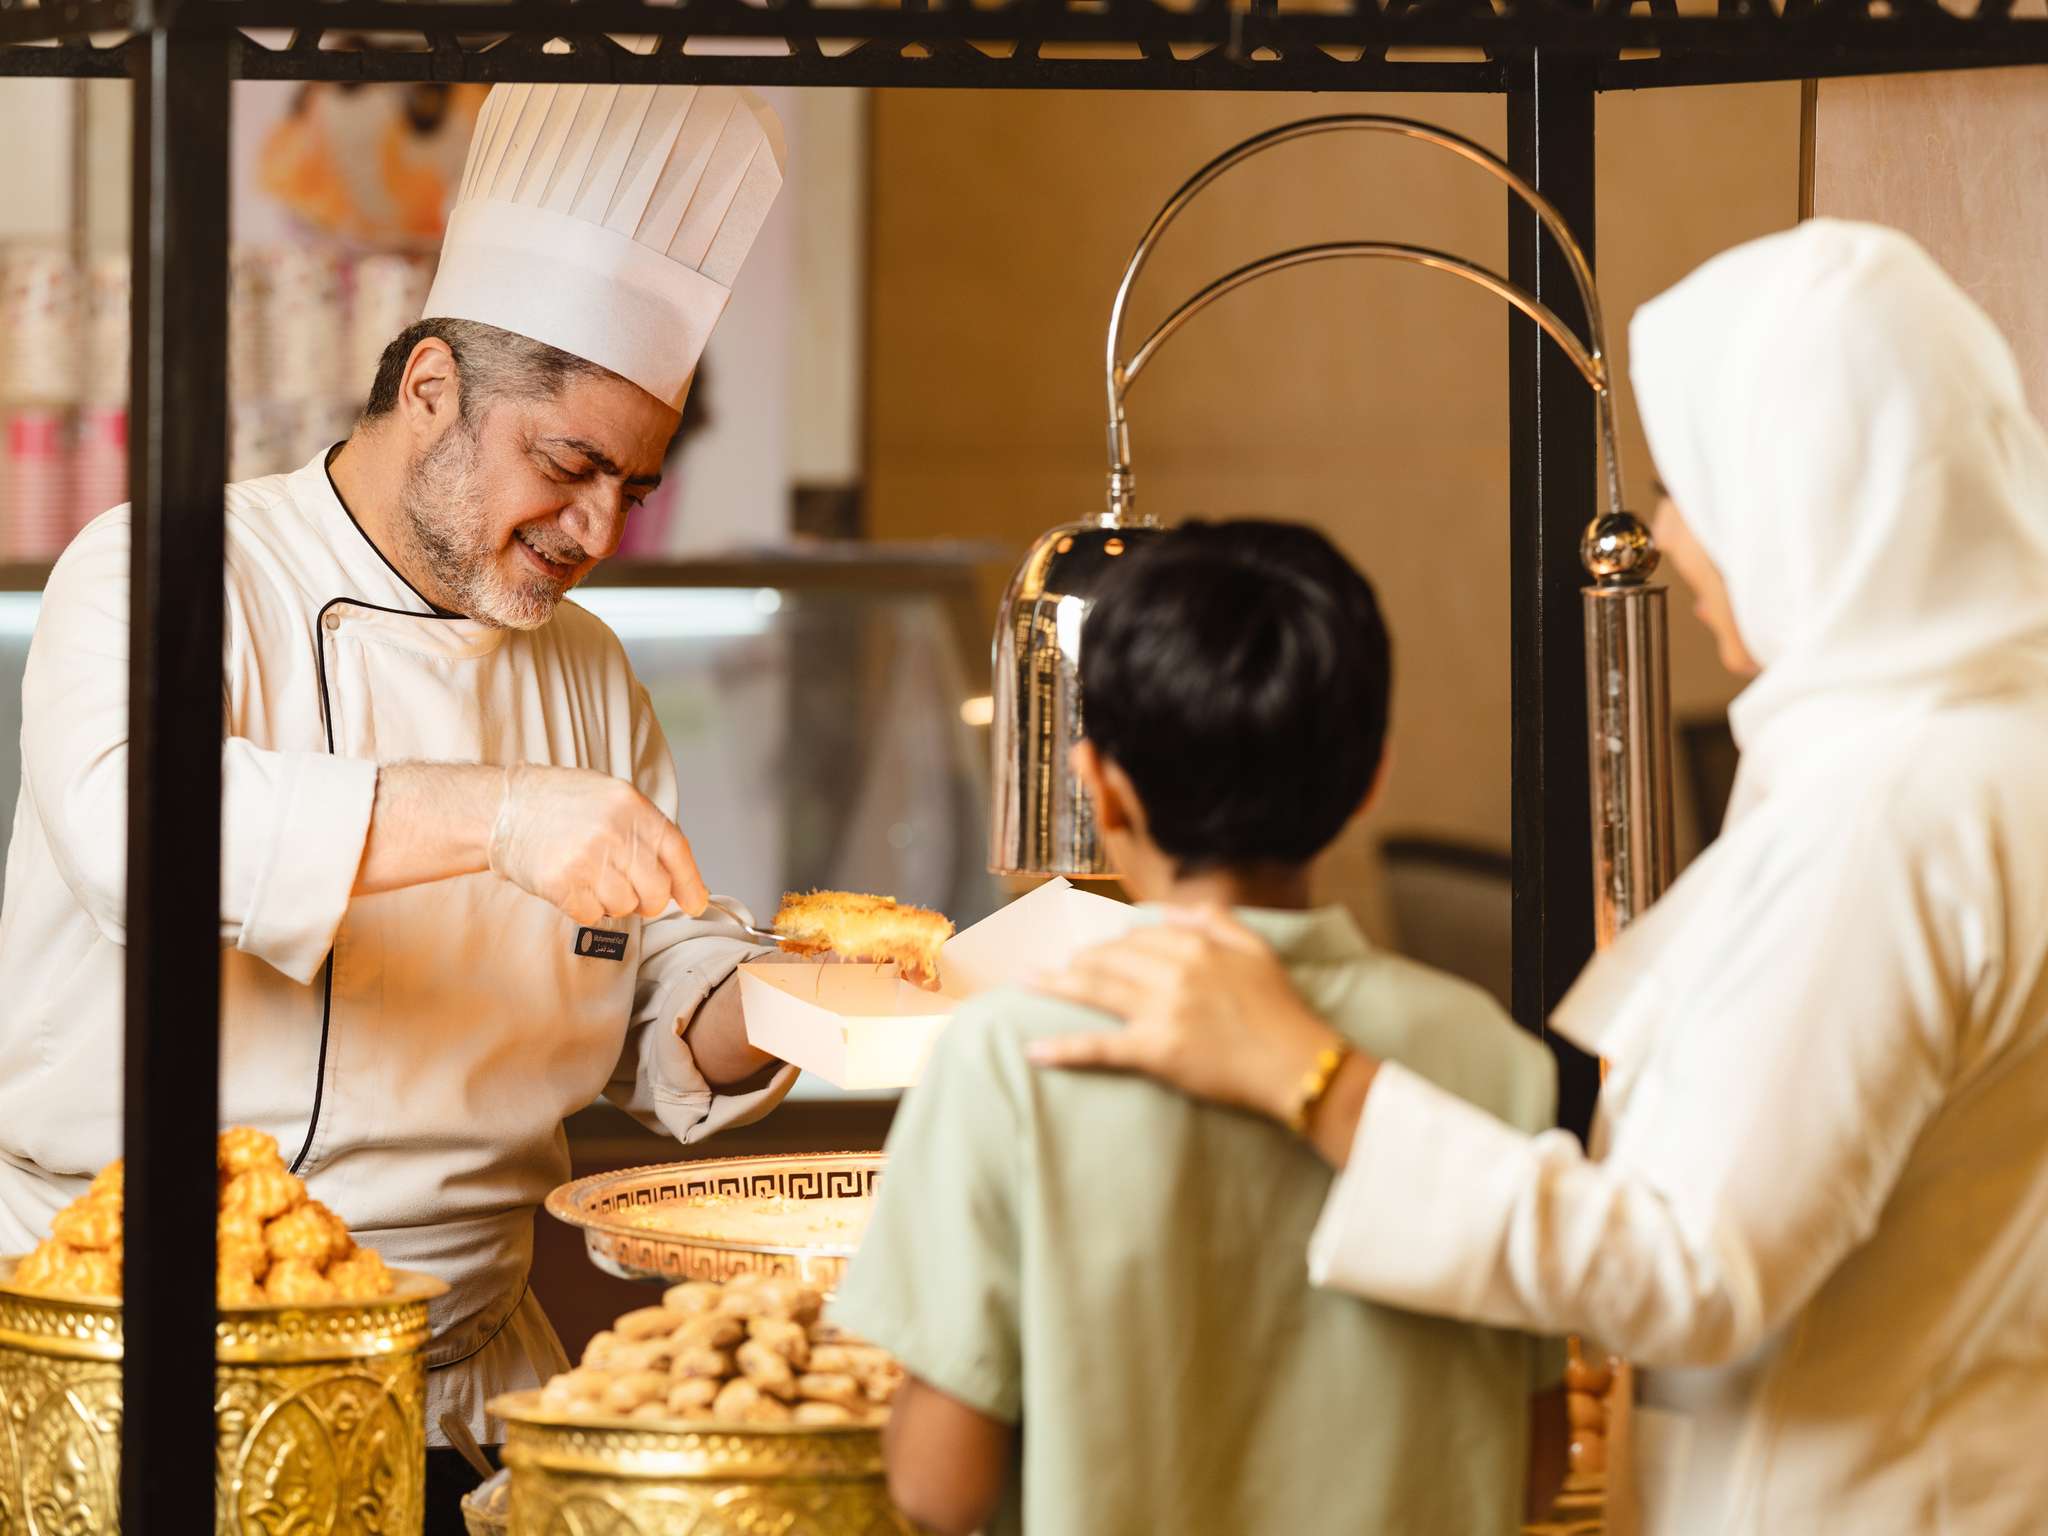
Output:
top-left (486, 763), bottom-right (709, 926)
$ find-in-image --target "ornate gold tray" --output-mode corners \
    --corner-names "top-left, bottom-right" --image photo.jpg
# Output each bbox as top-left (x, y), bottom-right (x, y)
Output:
top-left (546, 1151), bottom-right (882, 1290)
top-left (493, 1389), bottom-right (910, 1536)
top-left (0, 1257), bottom-right (446, 1534)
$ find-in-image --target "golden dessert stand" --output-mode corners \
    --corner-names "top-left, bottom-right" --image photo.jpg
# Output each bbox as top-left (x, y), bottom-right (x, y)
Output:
top-left (0, 1259), bottom-right (444, 1534)
top-left (523, 1151), bottom-right (900, 1535)
top-left (546, 1150), bottom-right (881, 1292)
top-left (492, 1390), bottom-right (910, 1536)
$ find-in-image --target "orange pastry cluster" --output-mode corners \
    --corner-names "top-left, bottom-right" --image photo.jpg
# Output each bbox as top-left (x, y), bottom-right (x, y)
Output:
top-left (11, 1128), bottom-right (393, 1307)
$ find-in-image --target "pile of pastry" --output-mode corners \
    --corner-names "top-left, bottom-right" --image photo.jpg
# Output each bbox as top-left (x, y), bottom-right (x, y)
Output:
top-left (541, 1273), bottom-right (901, 1427)
top-left (10, 1128), bottom-right (393, 1306)
top-left (773, 890), bottom-right (954, 991)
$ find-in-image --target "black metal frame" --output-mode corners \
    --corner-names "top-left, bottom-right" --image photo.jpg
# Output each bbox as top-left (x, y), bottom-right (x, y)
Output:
top-left (118, 21), bottom-right (232, 1523)
top-left (5, 2), bottom-right (2048, 87)
top-left (1507, 47), bottom-right (1604, 1144)
top-left (0, 0), bottom-right (2038, 1524)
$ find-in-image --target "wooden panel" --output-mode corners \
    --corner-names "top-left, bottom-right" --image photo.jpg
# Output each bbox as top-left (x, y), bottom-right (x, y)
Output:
top-left (1814, 67), bottom-right (2048, 419)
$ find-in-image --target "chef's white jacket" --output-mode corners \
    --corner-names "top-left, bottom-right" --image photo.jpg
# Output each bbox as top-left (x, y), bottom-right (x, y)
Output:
top-left (0, 450), bottom-right (795, 1441)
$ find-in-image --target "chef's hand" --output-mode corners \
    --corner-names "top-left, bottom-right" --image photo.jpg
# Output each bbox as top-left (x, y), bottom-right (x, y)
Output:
top-left (487, 763), bottom-right (709, 926)
top-left (1028, 907), bottom-right (1366, 1140)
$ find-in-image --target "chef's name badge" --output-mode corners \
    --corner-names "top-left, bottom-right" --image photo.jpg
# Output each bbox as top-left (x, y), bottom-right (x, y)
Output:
top-left (574, 927), bottom-right (630, 962)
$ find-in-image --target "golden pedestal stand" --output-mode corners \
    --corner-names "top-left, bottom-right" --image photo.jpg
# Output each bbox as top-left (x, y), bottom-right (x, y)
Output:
top-left (0, 1260), bottom-right (443, 1534)
top-left (493, 1391), bottom-right (910, 1536)
top-left (524, 1153), bottom-right (906, 1535)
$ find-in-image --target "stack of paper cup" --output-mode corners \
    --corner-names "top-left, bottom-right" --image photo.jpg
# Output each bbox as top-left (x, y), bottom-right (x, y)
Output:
top-left (83, 255), bottom-right (131, 408)
top-left (230, 401), bottom-right (302, 484)
top-left (5, 409), bottom-right (75, 559)
top-left (73, 405), bottom-right (127, 530)
top-left (349, 254), bottom-right (432, 401)
top-left (265, 246), bottom-right (348, 405)
top-left (229, 244), bottom-right (272, 402)
top-left (219, 243), bottom-right (428, 485)
top-left (1, 246), bottom-right (81, 407)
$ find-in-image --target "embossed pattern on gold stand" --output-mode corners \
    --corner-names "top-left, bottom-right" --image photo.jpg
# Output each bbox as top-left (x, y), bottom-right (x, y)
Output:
top-left (0, 1260), bottom-right (442, 1534)
top-left (545, 1153), bottom-right (883, 1292)
top-left (495, 1390), bottom-right (913, 1536)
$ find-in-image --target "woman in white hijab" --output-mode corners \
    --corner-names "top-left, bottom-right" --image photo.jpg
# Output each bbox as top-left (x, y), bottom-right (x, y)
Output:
top-left (1032, 219), bottom-right (2048, 1534)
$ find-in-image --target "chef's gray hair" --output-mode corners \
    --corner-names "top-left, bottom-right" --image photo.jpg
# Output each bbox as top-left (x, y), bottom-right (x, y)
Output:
top-left (361, 318), bottom-right (609, 425)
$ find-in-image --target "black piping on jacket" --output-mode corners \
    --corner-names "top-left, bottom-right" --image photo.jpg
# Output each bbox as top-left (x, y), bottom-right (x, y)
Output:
top-left (301, 592), bottom-right (529, 1373)
top-left (291, 593), bottom-right (470, 1174)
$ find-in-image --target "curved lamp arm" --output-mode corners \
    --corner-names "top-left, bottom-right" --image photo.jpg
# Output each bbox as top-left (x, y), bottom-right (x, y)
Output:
top-left (1104, 113), bottom-right (1627, 537)
top-left (1090, 108), bottom-right (1672, 949)
top-left (1123, 242), bottom-right (1607, 394)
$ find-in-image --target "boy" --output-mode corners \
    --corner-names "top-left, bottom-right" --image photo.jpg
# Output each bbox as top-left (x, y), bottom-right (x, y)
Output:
top-left (831, 521), bottom-right (1558, 1534)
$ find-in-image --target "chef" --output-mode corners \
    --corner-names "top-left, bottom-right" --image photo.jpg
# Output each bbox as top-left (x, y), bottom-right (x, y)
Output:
top-left (0, 81), bottom-right (798, 1497)
top-left (1031, 221), bottom-right (2048, 1534)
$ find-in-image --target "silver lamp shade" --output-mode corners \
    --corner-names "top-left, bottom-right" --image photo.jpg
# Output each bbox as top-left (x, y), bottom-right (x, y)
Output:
top-left (1581, 511), bottom-right (1675, 944)
top-left (989, 516), bottom-right (1161, 878)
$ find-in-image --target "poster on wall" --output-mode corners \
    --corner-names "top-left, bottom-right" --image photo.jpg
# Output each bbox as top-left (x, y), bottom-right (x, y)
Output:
top-left (240, 79), bottom-right (485, 250)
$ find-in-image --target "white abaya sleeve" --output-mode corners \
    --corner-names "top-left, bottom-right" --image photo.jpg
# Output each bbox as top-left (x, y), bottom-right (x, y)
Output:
top-left (1307, 794), bottom-right (1967, 1367)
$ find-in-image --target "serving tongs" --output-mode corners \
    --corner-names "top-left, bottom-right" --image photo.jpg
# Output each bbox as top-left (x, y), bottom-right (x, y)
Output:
top-left (703, 895), bottom-right (792, 947)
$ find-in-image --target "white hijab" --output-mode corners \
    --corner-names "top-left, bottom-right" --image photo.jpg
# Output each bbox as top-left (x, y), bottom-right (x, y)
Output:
top-left (1557, 218), bottom-right (2048, 1055)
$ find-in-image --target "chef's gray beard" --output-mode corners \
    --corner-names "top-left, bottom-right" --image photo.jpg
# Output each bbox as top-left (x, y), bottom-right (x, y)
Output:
top-left (398, 421), bottom-right (563, 630)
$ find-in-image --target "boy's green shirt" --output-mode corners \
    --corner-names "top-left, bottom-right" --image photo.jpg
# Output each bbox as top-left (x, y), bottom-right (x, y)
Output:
top-left (831, 904), bottom-right (1559, 1536)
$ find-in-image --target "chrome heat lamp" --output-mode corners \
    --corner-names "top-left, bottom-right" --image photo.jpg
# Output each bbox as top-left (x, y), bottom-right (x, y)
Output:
top-left (991, 114), bottom-right (1673, 935)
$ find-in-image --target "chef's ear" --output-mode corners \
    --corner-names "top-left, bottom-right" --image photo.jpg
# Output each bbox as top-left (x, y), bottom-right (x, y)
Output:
top-left (395, 336), bottom-right (464, 440)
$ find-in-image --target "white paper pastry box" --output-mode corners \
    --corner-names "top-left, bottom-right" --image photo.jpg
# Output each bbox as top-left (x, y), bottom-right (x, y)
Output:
top-left (738, 878), bottom-right (1133, 1090)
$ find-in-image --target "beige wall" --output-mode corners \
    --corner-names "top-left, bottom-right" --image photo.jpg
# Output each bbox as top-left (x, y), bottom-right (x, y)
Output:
top-left (1814, 66), bottom-right (2048, 419)
top-left (0, 81), bottom-right (74, 244)
top-left (865, 85), bottom-right (1800, 936)
top-left (789, 91), bottom-right (870, 489)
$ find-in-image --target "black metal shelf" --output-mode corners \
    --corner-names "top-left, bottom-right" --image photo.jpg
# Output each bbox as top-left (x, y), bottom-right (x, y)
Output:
top-left (3, 1), bottom-right (2046, 88)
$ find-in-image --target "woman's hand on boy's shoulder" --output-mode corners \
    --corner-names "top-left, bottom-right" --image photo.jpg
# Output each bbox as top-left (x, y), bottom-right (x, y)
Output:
top-left (1026, 907), bottom-right (1350, 1125)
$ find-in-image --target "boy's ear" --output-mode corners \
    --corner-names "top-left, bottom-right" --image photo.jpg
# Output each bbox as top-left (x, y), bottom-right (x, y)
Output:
top-left (1354, 746), bottom-right (1394, 823)
top-left (1069, 740), bottom-right (1134, 835)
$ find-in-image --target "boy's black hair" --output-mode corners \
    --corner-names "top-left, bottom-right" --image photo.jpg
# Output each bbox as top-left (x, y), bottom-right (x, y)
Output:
top-left (1080, 519), bottom-right (1392, 871)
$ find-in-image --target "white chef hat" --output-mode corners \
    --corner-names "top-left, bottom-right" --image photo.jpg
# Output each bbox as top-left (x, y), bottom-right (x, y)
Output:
top-left (422, 83), bottom-right (785, 412)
